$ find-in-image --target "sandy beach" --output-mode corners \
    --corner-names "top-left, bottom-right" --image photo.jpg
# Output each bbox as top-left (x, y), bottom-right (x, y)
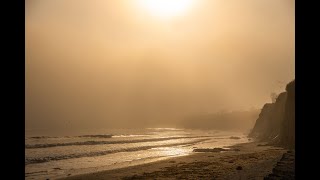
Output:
top-left (59, 142), bottom-right (290, 180)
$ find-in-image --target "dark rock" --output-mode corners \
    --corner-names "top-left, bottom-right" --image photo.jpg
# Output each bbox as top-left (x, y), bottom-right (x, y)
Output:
top-left (257, 143), bottom-right (268, 146)
top-left (236, 166), bottom-right (242, 170)
top-left (230, 136), bottom-right (241, 140)
top-left (193, 148), bottom-right (228, 153)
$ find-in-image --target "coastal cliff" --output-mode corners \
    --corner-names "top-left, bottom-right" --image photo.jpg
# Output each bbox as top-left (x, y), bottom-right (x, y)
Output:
top-left (279, 80), bottom-right (295, 149)
top-left (249, 80), bottom-right (295, 149)
top-left (249, 92), bottom-right (287, 142)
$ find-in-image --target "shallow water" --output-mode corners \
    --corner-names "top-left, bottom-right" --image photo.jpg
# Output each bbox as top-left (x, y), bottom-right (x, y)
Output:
top-left (25, 128), bottom-right (248, 179)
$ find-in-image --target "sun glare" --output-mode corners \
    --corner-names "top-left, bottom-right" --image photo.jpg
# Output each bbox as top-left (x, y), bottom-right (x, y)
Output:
top-left (138, 0), bottom-right (194, 18)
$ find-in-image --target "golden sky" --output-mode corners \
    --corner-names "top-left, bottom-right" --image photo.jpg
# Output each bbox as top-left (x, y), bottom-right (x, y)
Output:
top-left (26, 0), bottom-right (295, 130)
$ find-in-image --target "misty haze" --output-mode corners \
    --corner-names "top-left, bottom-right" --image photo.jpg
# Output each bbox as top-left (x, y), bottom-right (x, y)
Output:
top-left (25, 0), bottom-right (295, 179)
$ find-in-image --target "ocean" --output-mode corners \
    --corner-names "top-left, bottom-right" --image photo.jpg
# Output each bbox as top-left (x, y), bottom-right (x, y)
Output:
top-left (25, 128), bottom-right (249, 179)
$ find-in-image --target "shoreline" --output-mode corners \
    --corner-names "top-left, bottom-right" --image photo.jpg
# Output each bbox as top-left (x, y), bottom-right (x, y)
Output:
top-left (59, 142), bottom-right (289, 180)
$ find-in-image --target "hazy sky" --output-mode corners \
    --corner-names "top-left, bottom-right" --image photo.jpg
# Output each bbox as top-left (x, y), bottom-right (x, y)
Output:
top-left (26, 0), bottom-right (294, 131)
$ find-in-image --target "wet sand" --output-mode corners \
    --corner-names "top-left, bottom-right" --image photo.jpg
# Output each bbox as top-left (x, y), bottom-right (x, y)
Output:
top-left (60, 142), bottom-right (289, 180)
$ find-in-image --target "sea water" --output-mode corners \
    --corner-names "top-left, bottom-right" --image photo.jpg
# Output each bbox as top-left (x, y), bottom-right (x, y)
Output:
top-left (25, 128), bottom-right (249, 179)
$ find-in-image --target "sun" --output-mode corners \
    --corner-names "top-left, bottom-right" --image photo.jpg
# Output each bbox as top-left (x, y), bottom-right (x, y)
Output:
top-left (138, 0), bottom-right (194, 18)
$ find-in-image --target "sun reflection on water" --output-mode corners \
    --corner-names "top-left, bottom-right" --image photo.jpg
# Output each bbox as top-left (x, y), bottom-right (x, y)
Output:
top-left (151, 147), bottom-right (191, 157)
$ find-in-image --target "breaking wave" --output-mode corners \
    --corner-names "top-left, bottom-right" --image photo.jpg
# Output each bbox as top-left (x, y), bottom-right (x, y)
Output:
top-left (25, 136), bottom-right (211, 149)
top-left (25, 138), bottom-right (209, 165)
